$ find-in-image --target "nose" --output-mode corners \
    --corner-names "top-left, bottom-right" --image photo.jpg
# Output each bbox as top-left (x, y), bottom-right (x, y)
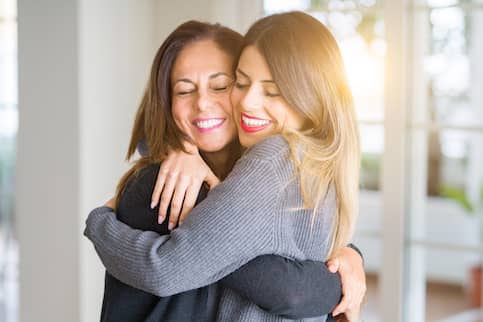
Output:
top-left (239, 86), bottom-right (263, 112)
top-left (196, 89), bottom-right (212, 111)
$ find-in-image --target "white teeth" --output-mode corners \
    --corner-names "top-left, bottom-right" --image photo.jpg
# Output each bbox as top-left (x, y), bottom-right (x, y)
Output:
top-left (242, 115), bottom-right (270, 127)
top-left (195, 119), bottom-right (223, 129)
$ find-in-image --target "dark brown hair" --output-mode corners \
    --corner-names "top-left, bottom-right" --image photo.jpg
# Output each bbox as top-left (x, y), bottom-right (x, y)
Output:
top-left (115, 21), bottom-right (244, 208)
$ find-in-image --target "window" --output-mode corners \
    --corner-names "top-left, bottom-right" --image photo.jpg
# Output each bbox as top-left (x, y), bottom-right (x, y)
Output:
top-left (0, 1), bottom-right (18, 321)
top-left (405, 1), bottom-right (483, 321)
top-left (264, 0), bottom-right (483, 321)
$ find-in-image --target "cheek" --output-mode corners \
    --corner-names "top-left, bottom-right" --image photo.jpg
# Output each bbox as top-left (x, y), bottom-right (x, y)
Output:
top-left (282, 107), bottom-right (305, 130)
top-left (213, 91), bottom-right (232, 113)
top-left (230, 89), bottom-right (242, 113)
top-left (219, 96), bottom-right (234, 119)
top-left (171, 100), bottom-right (190, 129)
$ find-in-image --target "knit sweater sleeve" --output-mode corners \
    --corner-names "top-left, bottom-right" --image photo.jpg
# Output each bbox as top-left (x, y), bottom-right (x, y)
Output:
top-left (221, 256), bottom-right (342, 318)
top-left (84, 153), bottom-right (281, 297)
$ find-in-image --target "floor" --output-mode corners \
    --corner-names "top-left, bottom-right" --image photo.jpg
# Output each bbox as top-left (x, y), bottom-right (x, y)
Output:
top-left (361, 274), bottom-right (471, 322)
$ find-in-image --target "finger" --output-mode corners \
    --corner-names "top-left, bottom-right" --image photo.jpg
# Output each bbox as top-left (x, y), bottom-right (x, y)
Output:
top-left (158, 171), bottom-right (178, 223)
top-left (332, 294), bottom-right (351, 316)
top-left (327, 258), bottom-right (340, 273)
top-left (151, 167), bottom-right (168, 209)
top-left (205, 172), bottom-right (220, 189)
top-left (168, 176), bottom-right (190, 230)
top-left (179, 180), bottom-right (203, 225)
top-left (344, 307), bottom-right (360, 322)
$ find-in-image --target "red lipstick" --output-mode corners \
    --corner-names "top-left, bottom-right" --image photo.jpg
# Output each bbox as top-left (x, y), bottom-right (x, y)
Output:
top-left (240, 113), bottom-right (271, 133)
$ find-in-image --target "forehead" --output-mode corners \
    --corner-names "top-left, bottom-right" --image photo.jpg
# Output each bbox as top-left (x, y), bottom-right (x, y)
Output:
top-left (172, 39), bottom-right (233, 79)
top-left (237, 45), bottom-right (272, 78)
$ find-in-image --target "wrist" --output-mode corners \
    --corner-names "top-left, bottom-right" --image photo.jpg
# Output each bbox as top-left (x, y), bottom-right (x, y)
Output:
top-left (346, 244), bottom-right (364, 266)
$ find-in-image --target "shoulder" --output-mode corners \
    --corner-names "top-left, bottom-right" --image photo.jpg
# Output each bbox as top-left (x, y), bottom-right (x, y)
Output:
top-left (126, 163), bottom-right (160, 190)
top-left (242, 135), bottom-right (290, 163)
top-left (228, 135), bottom-right (294, 188)
top-left (121, 163), bottom-right (160, 203)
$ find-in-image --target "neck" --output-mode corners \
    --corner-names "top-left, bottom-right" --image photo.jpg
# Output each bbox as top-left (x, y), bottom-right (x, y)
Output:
top-left (201, 139), bottom-right (244, 180)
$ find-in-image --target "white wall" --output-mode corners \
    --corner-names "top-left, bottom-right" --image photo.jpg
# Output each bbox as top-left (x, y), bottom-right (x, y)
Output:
top-left (78, 1), bottom-right (157, 321)
top-left (155, 0), bottom-right (263, 39)
top-left (17, 1), bottom-right (82, 321)
top-left (15, 1), bottom-right (264, 321)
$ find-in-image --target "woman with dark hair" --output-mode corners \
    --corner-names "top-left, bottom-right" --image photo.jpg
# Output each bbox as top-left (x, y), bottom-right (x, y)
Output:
top-left (88, 17), bottom-right (365, 322)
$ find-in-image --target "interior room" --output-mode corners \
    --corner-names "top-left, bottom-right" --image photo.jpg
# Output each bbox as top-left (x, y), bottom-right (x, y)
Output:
top-left (1, 0), bottom-right (482, 321)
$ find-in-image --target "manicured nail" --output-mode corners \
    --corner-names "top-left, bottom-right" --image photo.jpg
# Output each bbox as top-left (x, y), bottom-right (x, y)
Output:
top-left (150, 201), bottom-right (156, 209)
top-left (168, 222), bottom-right (174, 230)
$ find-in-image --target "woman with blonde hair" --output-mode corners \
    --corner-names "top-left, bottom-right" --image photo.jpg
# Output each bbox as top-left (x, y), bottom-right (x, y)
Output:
top-left (86, 11), bottom-right (362, 321)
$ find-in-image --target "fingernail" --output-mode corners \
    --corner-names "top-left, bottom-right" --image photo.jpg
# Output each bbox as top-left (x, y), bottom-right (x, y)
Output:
top-left (150, 201), bottom-right (156, 209)
top-left (329, 265), bottom-right (336, 272)
top-left (168, 222), bottom-right (174, 230)
top-left (158, 216), bottom-right (165, 224)
top-left (179, 221), bottom-right (183, 226)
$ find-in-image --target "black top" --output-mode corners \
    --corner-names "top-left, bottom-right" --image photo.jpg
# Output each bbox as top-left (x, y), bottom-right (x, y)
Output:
top-left (100, 163), bottom-right (342, 321)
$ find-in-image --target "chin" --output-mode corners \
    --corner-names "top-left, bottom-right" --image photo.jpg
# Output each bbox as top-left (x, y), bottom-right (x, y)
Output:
top-left (238, 135), bottom-right (255, 149)
top-left (198, 141), bottom-right (231, 153)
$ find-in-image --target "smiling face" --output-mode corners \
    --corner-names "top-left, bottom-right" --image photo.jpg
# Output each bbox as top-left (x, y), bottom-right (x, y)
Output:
top-left (171, 39), bottom-right (238, 153)
top-left (231, 46), bottom-right (305, 148)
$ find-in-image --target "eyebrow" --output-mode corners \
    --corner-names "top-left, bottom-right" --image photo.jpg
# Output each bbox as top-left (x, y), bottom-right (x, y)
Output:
top-left (236, 68), bottom-right (249, 79)
top-left (173, 72), bottom-right (232, 86)
top-left (236, 68), bottom-right (275, 83)
top-left (209, 72), bottom-right (232, 80)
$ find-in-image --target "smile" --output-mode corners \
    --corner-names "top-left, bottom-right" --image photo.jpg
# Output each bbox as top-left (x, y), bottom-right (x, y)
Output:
top-left (193, 118), bottom-right (225, 132)
top-left (240, 113), bottom-right (271, 133)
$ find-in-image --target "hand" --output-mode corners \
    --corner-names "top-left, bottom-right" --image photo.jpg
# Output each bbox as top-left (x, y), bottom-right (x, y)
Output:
top-left (334, 306), bottom-right (361, 322)
top-left (150, 142), bottom-right (220, 229)
top-left (343, 306), bottom-right (361, 322)
top-left (328, 246), bottom-right (366, 320)
top-left (104, 197), bottom-right (116, 209)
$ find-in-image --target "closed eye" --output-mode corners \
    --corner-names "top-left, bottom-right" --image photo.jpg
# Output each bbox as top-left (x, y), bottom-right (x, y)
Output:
top-left (265, 91), bottom-right (280, 97)
top-left (176, 90), bottom-right (195, 95)
top-left (234, 82), bottom-right (249, 89)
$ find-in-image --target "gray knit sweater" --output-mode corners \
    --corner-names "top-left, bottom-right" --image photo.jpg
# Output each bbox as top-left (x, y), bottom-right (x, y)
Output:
top-left (85, 135), bottom-right (336, 322)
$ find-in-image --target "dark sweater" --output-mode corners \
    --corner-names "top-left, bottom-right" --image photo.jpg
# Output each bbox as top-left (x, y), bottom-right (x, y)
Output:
top-left (99, 162), bottom-right (342, 321)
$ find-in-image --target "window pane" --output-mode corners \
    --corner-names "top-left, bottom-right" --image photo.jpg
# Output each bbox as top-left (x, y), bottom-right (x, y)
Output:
top-left (360, 124), bottom-right (383, 190)
top-left (422, 7), bottom-right (483, 127)
top-left (264, 0), bottom-right (385, 122)
top-left (310, 10), bottom-right (385, 122)
top-left (425, 248), bottom-right (478, 321)
top-left (405, 128), bottom-right (483, 321)
top-left (0, 1), bottom-right (18, 322)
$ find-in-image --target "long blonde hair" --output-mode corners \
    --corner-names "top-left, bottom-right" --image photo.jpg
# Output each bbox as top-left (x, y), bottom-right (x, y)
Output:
top-left (244, 11), bottom-right (360, 257)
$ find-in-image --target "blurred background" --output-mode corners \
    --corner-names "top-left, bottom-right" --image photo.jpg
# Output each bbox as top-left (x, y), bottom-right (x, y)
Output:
top-left (1, 0), bottom-right (483, 321)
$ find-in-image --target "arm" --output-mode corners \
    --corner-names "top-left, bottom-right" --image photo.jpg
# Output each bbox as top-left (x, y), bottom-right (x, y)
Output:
top-left (138, 142), bottom-right (361, 318)
top-left (328, 245), bottom-right (366, 320)
top-left (85, 155), bottom-right (282, 297)
top-left (221, 255), bottom-right (341, 319)
top-left (222, 244), bottom-right (365, 319)
top-left (111, 162), bottom-right (344, 317)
